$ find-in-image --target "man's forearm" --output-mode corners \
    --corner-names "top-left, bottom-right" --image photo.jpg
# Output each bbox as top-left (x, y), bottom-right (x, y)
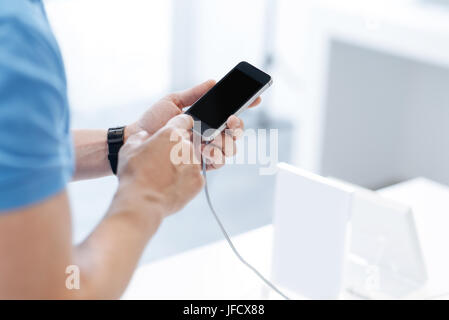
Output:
top-left (0, 189), bottom-right (162, 300)
top-left (74, 185), bottom-right (164, 299)
top-left (73, 129), bottom-right (111, 181)
top-left (73, 128), bottom-right (136, 181)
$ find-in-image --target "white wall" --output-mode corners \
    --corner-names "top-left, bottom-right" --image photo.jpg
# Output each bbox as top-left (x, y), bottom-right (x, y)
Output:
top-left (171, 0), bottom-right (268, 91)
top-left (321, 40), bottom-right (449, 188)
top-left (44, 0), bottom-right (172, 116)
top-left (398, 59), bottom-right (449, 185)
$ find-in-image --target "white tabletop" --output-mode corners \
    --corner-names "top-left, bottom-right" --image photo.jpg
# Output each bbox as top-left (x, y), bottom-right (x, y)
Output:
top-left (123, 226), bottom-right (275, 300)
top-left (123, 178), bottom-right (449, 300)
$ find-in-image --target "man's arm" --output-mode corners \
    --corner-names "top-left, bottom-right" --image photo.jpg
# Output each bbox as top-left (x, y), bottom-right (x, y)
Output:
top-left (0, 115), bottom-right (202, 299)
top-left (0, 192), bottom-right (73, 299)
top-left (72, 129), bottom-right (110, 181)
top-left (0, 189), bottom-right (159, 299)
top-left (72, 81), bottom-right (261, 181)
top-left (72, 128), bottom-right (134, 181)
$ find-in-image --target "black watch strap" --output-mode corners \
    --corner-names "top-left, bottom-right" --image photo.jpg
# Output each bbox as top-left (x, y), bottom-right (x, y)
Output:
top-left (107, 126), bottom-right (126, 175)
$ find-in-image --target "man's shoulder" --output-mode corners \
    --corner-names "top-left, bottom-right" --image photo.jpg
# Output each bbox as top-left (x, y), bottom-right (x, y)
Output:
top-left (0, 1), bottom-right (62, 62)
top-left (0, 0), bottom-right (46, 28)
top-left (0, 0), bottom-right (66, 89)
top-left (0, 1), bottom-right (73, 212)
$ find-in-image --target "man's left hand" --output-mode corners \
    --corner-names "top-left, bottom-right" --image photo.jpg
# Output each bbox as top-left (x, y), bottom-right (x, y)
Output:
top-left (125, 80), bottom-right (262, 170)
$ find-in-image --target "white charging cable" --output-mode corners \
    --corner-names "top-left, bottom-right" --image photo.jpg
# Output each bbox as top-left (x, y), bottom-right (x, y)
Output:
top-left (202, 157), bottom-right (290, 300)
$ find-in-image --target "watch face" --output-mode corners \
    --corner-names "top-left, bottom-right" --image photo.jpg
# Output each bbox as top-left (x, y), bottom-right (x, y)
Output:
top-left (108, 127), bottom-right (125, 144)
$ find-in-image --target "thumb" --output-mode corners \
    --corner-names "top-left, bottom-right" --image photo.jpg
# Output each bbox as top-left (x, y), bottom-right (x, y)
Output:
top-left (171, 80), bottom-right (216, 109)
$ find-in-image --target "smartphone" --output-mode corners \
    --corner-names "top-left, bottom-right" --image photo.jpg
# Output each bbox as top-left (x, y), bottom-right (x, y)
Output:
top-left (185, 61), bottom-right (272, 141)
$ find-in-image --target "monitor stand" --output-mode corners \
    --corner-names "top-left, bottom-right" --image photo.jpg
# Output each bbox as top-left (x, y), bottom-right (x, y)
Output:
top-left (342, 190), bottom-right (428, 299)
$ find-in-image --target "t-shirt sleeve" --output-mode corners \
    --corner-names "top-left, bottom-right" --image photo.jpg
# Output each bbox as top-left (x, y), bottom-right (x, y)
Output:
top-left (0, 15), bottom-right (74, 211)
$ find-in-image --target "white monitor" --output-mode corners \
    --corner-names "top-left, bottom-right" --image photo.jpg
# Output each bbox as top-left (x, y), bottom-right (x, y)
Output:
top-left (271, 163), bottom-right (427, 300)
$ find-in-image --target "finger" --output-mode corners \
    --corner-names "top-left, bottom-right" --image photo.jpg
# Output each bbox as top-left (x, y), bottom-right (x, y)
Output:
top-left (182, 139), bottom-right (202, 168)
top-left (166, 114), bottom-right (194, 131)
top-left (206, 163), bottom-right (222, 171)
top-left (170, 80), bottom-right (216, 109)
top-left (210, 132), bottom-right (236, 158)
top-left (227, 115), bottom-right (243, 130)
top-left (202, 144), bottom-right (225, 170)
top-left (206, 161), bottom-right (225, 171)
top-left (249, 96), bottom-right (262, 108)
top-left (226, 115), bottom-right (244, 139)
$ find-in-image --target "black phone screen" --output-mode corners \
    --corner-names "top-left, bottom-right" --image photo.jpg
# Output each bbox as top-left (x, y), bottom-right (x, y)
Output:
top-left (186, 68), bottom-right (264, 129)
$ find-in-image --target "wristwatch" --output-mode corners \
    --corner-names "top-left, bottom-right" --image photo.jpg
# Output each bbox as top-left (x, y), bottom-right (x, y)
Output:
top-left (107, 126), bottom-right (126, 175)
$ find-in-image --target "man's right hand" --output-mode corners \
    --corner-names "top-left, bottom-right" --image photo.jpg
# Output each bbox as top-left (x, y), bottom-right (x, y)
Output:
top-left (114, 114), bottom-right (204, 221)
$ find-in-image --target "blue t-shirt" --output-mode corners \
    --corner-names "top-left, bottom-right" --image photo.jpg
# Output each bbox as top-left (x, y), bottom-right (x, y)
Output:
top-left (0, 0), bottom-right (74, 211)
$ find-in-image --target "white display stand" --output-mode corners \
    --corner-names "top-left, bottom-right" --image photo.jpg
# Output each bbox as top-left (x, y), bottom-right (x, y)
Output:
top-left (272, 164), bottom-right (427, 300)
top-left (123, 178), bottom-right (449, 300)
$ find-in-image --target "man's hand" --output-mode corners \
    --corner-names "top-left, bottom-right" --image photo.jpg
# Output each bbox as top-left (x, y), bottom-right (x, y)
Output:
top-left (115, 114), bottom-right (205, 219)
top-left (72, 80), bottom-right (261, 181)
top-left (126, 80), bottom-right (261, 170)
